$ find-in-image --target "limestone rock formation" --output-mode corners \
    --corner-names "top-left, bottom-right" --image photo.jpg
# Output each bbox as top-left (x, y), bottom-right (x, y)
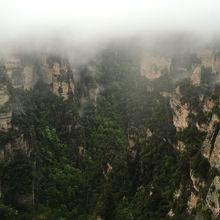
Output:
top-left (190, 170), bottom-right (205, 192)
top-left (203, 98), bottom-right (215, 112)
top-left (174, 140), bottom-right (186, 152)
top-left (140, 54), bottom-right (170, 79)
top-left (197, 49), bottom-right (213, 69)
top-left (2, 54), bottom-right (75, 100)
top-left (23, 65), bottom-right (35, 90)
top-left (213, 51), bottom-right (220, 74)
top-left (4, 57), bottom-right (21, 77)
top-left (146, 128), bottom-right (152, 139)
top-left (0, 85), bottom-right (9, 106)
top-left (128, 133), bottom-right (137, 160)
top-left (202, 116), bottom-right (220, 168)
top-left (0, 84), bottom-right (11, 131)
top-left (191, 64), bottom-right (201, 86)
top-left (209, 130), bottom-right (220, 168)
top-left (173, 188), bottom-right (181, 200)
top-left (187, 192), bottom-right (199, 212)
top-left (40, 55), bottom-right (75, 99)
top-left (170, 87), bottom-right (189, 131)
top-left (0, 112), bottom-right (12, 131)
top-left (0, 143), bottom-right (12, 161)
top-left (140, 49), bottom-right (220, 85)
top-left (206, 176), bottom-right (220, 216)
top-left (167, 209), bottom-right (175, 217)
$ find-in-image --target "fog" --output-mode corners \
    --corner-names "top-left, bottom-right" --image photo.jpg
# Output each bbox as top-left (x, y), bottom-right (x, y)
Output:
top-left (0, 0), bottom-right (220, 53)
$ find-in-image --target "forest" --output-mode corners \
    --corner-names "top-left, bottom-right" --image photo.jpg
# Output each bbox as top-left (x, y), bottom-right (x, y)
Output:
top-left (0, 47), bottom-right (218, 220)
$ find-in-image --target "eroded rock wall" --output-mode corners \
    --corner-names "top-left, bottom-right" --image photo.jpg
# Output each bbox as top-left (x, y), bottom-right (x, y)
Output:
top-left (169, 87), bottom-right (189, 131)
top-left (1, 54), bottom-right (75, 100)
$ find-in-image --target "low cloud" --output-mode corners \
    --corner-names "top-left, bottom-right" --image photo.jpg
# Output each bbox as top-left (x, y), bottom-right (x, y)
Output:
top-left (0, 0), bottom-right (220, 53)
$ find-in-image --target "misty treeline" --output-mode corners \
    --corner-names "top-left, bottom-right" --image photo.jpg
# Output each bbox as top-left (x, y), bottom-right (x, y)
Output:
top-left (0, 45), bottom-right (219, 220)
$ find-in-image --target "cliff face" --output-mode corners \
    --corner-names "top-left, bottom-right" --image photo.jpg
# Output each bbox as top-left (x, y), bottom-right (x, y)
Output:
top-left (4, 57), bottom-right (34, 89)
top-left (191, 64), bottom-right (201, 86)
top-left (206, 176), bottom-right (220, 217)
top-left (140, 54), bottom-right (170, 79)
top-left (2, 45), bottom-right (220, 219)
top-left (0, 112), bottom-right (12, 131)
top-left (141, 49), bottom-right (220, 82)
top-left (213, 52), bottom-right (220, 75)
top-left (0, 85), bottom-right (9, 106)
top-left (202, 121), bottom-right (220, 169)
top-left (0, 54), bottom-right (75, 133)
top-left (40, 55), bottom-right (75, 100)
top-left (197, 49), bottom-right (220, 83)
top-left (2, 54), bottom-right (75, 99)
top-left (169, 87), bottom-right (189, 131)
top-left (210, 131), bottom-right (220, 168)
top-left (144, 48), bottom-right (220, 219)
top-left (0, 82), bottom-right (11, 131)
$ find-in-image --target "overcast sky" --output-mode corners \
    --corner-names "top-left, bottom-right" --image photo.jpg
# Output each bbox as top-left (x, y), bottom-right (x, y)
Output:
top-left (0, 0), bottom-right (220, 46)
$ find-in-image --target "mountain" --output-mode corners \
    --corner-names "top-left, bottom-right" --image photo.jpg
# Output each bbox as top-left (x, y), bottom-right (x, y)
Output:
top-left (0, 41), bottom-right (220, 219)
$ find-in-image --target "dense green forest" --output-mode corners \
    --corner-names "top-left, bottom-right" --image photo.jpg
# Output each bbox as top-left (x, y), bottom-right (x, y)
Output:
top-left (0, 47), bottom-right (219, 220)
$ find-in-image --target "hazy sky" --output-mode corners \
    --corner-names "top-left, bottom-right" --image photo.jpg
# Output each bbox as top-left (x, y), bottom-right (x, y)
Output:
top-left (0, 0), bottom-right (220, 45)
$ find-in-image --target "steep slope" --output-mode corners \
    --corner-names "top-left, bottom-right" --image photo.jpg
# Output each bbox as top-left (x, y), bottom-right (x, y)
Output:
top-left (0, 44), bottom-right (220, 220)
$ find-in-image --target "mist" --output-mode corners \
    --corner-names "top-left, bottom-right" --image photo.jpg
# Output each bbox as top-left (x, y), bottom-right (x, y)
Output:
top-left (1, 0), bottom-right (220, 55)
top-left (1, 0), bottom-right (220, 39)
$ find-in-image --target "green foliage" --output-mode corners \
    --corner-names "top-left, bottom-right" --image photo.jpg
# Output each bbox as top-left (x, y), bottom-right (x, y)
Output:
top-left (201, 67), bottom-right (215, 85)
top-left (191, 153), bottom-right (210, 180)
top-left (1, 152), bottom-right (33, 211)
top-left (0, 202), bottom-right (17, 220)
top-left (0, 46), bottom-right (218, 220)
top-left (115, 197), bottom-right (133, 220)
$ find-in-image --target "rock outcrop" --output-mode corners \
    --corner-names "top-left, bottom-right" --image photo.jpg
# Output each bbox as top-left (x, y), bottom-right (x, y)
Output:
top-left (202, 116), bottom-right (220, 168)
top-left (40, 55), bottom-right (75, 99)
top-left (187, 192), bottom-right (199, 212)
top-left (173, 188), bottom-right (181, 200)
top-left (213, 52), bottom-right (220, 74)
top-left (203, 98), bottom-right (215, 113)
top-left (0, 54), bottom-right (76, 131)
top-left (0, 134), bottom-right (29, 161)
top-left (167, 209), bottom-right (175, 217)
top-left (0, 83), bottom-right (11, 131)
top-left (2, 54), bottom-right (75, 100)
top-left (191, 64), bottom-right (201, 86)
top-left (141, 49), bottom-right (220, 85)
top-left (170, 87), bottom-right (189, 131)
top-left (197, 49), bottom-right (213, 69)
top-left (174, 140), bottom-right (186, 152)
top-left (190, 170), bottom-right (205, 192)
top-left (0, 85), bottom-right (9, 106)
top-left (128, 133), bottom-right (137, 160)
top-left (0, 112), bottom-right (12, 131)
top-left (209, 129), bottom-right (220, 168)
top-left (23, 65), bottom-right (35, 90)
top-left (206, 176), bottom-right (220, 216)
top-left (141, 54), bottom-right (170, 79)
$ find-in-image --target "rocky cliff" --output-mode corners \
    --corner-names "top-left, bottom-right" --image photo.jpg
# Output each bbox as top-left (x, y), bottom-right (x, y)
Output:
top-left (1, 53), bottom-right (75, 98)
top-left (140, 47), bottom-right (220, 219)
top-left (169, 86), bottom-right (190, 131)
top-left (141, 54), bottom-right (170, 79)
top-left (1, 44), bottom-right (220, 219)
top-left (141, 49), bottom-right (220, 84)
top-left (0, 53), bottom-right (75, 132)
